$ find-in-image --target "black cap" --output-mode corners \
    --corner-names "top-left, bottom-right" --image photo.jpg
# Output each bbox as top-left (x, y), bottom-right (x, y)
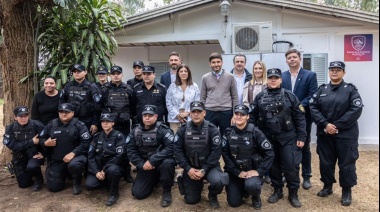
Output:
top-left (329, 61), bottom-right (345, 70)
top-left (133, 61), bottom-right (144, 68)
top-left (110, 65), bottom-right (123, 74)
top-left (234, 104), bottom-right (249, 115)
top-left (190, 101), bottom-right (205, 112)
top-left (13, 106), bottom-right (29, 116)
top-left (58, 103), bottom-right (74, 112)
top-left (267, 68), bottom-right (282, 78)
top-left (100, 113), bottom-right (116, 122)
top-left (71, 64), bottom-right (85, 72)
top-left (96, 66), bottom-right (108, 74)
top-left (142, 66), bottom-right (155, 73)
top-left (142, 105), bottom-right (157, 115)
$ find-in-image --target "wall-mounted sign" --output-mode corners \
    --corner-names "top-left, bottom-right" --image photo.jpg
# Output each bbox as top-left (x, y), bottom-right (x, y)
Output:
top-left (344, 34), bottom-right (373, 62)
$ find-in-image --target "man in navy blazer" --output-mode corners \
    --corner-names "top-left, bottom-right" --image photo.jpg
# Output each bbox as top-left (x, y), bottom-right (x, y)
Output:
top-left (160, 51), bottom-right (182, 88)
top-left (282, 49), bottom-right (318, 190)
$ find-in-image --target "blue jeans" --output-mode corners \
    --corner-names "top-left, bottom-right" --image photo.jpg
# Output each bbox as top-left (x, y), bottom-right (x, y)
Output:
top-left (205, 109), bottom-right (233, 136)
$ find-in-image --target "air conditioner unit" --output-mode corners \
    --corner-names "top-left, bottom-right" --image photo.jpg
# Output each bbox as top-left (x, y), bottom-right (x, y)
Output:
top-left (232, 22), bottom-right (272, 53)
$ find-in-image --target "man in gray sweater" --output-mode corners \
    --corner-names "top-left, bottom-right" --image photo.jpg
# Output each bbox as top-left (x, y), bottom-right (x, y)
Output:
top-left (200, 52), bottom-right (239, 134)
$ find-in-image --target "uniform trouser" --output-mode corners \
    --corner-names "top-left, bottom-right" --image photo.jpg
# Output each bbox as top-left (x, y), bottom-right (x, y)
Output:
top-left (182, 167), bottom-right (227, 205)
top-left (301, 109), bottom-right (312, 178)
top-left (132, 158), bottom-right (175, 199)
top-left (115, 125), bottom-right (131, 175)
top-left (85, 164), bottom-right (124, 195)
top-left (270, 140), bottom-right (302, 190)
top-left (226, 173), bottom-right (263, 207)
top-left (205, 109), bottom-right (233, 136)
top-left (316, 135), bottom-right (359, 188)
top-left (14, 158), bottom-right (44, 188)
top-left (46, 155), bottom-right (87, 192)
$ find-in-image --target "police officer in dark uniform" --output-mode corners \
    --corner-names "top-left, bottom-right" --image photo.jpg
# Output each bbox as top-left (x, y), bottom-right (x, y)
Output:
top-left (249, 68), bottom-right (306, 208)
top-left (126, 105), bottom-right (175, 207)
top-left (222, 104), bottom-right (274, 210)
top-left (127, 60), bottom-right (144, 88)
top-left (95, 66), bottom-right (109, 89)
top-left (60, 64), bottom-right (102, 134)
top-left (101, 65), bottom-right (134, 183)
top-left (86, 113), bottom-right (125, 206)
top-left (174, 101), bottom-right (228, 208)
top-left (3, 106), bottom-right (45, 191)
top-left (131, 66), bottom-right (167, 124)
top-left (39, 103), bottom-right (90, 195)
top-left (310, 61), bottom-right (363, 206)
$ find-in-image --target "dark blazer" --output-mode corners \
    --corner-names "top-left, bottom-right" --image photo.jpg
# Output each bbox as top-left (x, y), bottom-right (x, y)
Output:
top-left (160, 71), bottom-right (172, 89)
top-left (282, 68), bottom-right (318, 107)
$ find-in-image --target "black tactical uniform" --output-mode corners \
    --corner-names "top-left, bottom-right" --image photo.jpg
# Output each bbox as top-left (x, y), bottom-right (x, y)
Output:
top-left (3, 106), bottom-right (45, 190)
top-left (175, 101), bottom-right (228, 207)
top-left (86, 113), bottom-right (125, 206)
top-left (222, 105), bottom-right (274, 209)
top-left (131, 66), bottom-right (167, 124)
top-left (249, 69), bottom-right (306, 208)
top-left (40, 103), bottom-right (90, 194)
top-left (127, 60), bottom-right (144, 88)
top-left (126, 105), bottom-right (175, 207)
top-left (95, 66), bottom-right (109, 89)
top-left (310, 61), bottom-right (363, 206)
top-left (60, 64), bottom-right (102, 130)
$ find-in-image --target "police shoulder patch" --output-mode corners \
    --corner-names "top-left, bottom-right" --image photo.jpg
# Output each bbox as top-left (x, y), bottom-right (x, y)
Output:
top-left (168, 135), bottom-right (174, 142)
top-left (3, 138), bottom-right (9, 145)
top-left (81, 132), bottom-right (90, 139)
top-left (4, 133), bottom-right (10, 138)
top-left (353, 98), bottom-right (363, 107)
top-left (116, 146), bottom-right (123, 154)
top-left (213, 136), bottom-right (221, 145)
top-left (125, 135), bottom-right (131, 144)
top-left (261, 140), bottom-right (272, 150)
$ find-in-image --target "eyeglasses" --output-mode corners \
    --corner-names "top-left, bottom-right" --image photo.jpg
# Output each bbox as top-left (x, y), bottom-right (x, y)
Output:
top-left (142, 72), bottom-right (153, 76)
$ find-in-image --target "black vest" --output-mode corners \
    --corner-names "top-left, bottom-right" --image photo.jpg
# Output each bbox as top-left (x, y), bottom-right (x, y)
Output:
top-left (229, 124), bottom-right (257, 170)
top-left (12, 121), bottom-right (37, 158)
top-left (105, 83), bottom-right (130, 113)
top-left (94, 131), bottom-right (118, 166)
top-left (134, 123), bottom-right (161, 160)
top-left (68, 81), bottom-right (92, 117)
top-left (184, 121), bottom-right (210, 168)
top-left (49, 118), bottom-right (78, 160)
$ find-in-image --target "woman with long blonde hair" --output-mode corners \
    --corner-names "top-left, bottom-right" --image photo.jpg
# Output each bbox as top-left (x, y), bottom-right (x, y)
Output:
top-left (242, 60), bottom-right (268, 106)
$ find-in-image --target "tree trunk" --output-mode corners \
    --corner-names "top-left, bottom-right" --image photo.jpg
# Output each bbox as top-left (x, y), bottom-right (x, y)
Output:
top-left (0, 0), bottom-right (36, 164)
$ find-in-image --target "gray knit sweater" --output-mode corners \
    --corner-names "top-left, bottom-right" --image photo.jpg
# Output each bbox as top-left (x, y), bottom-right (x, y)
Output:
top-left (200, 70), bottom-right (238, 111)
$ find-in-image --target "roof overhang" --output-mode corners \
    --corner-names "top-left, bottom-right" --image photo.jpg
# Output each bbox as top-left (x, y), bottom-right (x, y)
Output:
top-left (118, 39), bottom-right (220, 47)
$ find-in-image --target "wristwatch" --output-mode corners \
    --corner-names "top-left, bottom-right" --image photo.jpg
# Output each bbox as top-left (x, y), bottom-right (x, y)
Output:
top-left (200, 169), bottom-right (206, 175)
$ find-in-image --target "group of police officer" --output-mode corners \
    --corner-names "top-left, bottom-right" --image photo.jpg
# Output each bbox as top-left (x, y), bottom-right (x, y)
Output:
top-left (3, 60), bottom-right (362, 209)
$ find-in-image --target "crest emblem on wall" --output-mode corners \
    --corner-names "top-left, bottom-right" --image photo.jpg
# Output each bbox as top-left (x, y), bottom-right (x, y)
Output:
top-left (351, 36), bottom-right (366, 51)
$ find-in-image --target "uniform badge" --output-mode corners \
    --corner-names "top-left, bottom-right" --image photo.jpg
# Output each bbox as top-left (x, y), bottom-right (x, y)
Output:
top-left (81, 132), bottom-right (90, 139)
top-left (213, 136), bottom-right (221, 145)
top-left (168, 135), bottom-right (174, 142)
top-left (125, 135), bottom-right (131, 144)
top-left (261, 140), bottom-right (272, 150)
top-left (299, 105), bottom-right (305, 113)
top-left (116, 146), bottom-right (123, 154)
top-left (353, 98), bottom-right (363, 107)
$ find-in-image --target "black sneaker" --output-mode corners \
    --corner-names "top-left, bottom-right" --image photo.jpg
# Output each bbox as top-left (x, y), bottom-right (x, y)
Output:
top-left (208, 193), bottom-right (220, 208)
top-left (160, 191), bottom-right (172, 207)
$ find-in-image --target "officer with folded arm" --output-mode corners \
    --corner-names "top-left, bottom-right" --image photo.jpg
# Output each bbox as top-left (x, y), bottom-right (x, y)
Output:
top-left (174, 101), bottom-right (229, 208)
top-left (39, 103), bottom-right (90, 195)
top-left (86, 113), bottom-right (125, 206)
top-left (3, 106), bottom-right (45, 191)
top-left (222, 104), bottom-right (274, 210)
top-left (126, 105), bottom-right (175, 207)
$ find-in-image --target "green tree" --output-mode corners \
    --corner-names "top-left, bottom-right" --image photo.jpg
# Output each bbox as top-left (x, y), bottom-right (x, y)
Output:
top-left (307, 0), bottom-right (379, 13)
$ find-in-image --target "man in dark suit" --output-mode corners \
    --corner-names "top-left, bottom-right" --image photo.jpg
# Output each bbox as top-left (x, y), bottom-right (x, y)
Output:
top-left (281, 49), bottom-right (318, 190)
top-left (160, 51), bottom-right (182, 88)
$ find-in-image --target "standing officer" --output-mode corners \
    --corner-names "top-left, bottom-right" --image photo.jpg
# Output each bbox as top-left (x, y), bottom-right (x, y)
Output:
top-left (95, 66), bottom-right (109, 89)
top-left (126, 105), bottom-right (175, 207)
top-left (39, 103), bottom-right (90, 195)
top-left (127, 60), bottom-right (144, 88)
top-left (60, 64), bottom-right (102, 134)
top-left (222, 104), bottom-right (274, 210)
top-left (175, 101), bottom-right (228, 208)
top-left (249, 68), bottom-right (306, 208)
top-left (131, 66), bottom-right (167, 124)
top-left (102, 65), bottom-right (134, 183)
top-left (3, 106), bottom-right (45, 191)
top-left (86, 113), bottom-right (125, 206)
top-left (310, 61), bottom-right (363, 206)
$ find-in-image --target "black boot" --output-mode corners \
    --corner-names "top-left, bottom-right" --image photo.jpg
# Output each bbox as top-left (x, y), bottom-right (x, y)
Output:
top-left (160, 190), bottom-right (172, 207)
top-left (73, 178), bottom-right (82, 195)
top-left (302, 177), bottom-right (312, 190)
top-left (341, 187), bottom-right (352, 206)
top-left (252, 195), bottom-right (262, 210)
top-left (33, 173), bottom-right (44, 191)
top-left (267, 188), bottom-right (283, 203)
top-left (208, 193), bottom-right (220, 208)
top-left (317, 183), bottom-right (333, 197)
top-left (288, 189), bottom-right (301, 208)
top-left (124, 173), bottom-right (133, 183)
top-left (106, 194), bottom-right (119, 206)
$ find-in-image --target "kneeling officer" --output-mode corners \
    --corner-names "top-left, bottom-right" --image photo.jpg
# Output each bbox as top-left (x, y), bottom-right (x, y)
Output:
top-left (222, 104), bottom-right (274, 210)
top-left (86, 113), bottom-right (125, 206)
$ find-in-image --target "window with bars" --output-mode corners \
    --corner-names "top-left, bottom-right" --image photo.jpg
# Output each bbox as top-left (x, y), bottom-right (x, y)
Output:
top-left (149, 62), bottom-right (169, 82)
